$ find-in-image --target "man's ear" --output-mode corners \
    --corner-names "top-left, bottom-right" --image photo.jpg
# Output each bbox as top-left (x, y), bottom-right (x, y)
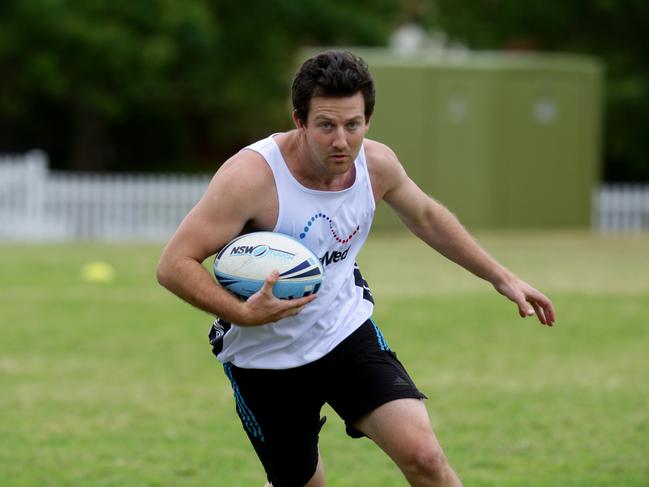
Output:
top-left (364, 115), bottom-right (372, 134)
top-left (292, 109), bottom-right (306, 129)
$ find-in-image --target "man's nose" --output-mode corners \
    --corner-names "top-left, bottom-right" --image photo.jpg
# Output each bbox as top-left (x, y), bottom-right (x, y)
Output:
top-left (332, 127), bottom-right (347, 149)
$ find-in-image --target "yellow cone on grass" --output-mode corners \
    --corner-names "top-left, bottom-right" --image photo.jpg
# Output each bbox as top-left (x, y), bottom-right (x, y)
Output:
top-left (81, 261), bottom-right (115, 283)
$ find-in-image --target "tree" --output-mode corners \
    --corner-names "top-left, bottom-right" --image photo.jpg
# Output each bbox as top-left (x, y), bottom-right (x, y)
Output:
top-left (0, 0), bottom-right (399, 172)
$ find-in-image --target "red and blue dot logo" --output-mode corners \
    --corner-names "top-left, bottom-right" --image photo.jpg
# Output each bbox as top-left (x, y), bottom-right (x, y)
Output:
top-left (299, 212), bottom-right (360, 244)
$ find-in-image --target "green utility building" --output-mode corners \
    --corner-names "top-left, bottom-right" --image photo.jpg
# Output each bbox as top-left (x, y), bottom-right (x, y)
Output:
top-left (320, 49), bottom-right (603, 230)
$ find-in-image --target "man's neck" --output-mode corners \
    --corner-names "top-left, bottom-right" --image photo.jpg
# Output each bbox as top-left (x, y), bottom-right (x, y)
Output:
top-left (280, 131), bottom-right (356, 191)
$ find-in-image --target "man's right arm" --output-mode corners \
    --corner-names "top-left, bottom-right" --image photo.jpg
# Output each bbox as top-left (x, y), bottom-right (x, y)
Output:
top-left (156, 151), bottom-right (315, 326)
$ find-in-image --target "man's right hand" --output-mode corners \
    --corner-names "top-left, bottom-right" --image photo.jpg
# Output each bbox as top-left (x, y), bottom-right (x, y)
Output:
top-left (237, 270), bottom-right (317, 326)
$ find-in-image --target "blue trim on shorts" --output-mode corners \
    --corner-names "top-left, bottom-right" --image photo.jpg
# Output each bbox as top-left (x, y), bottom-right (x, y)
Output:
top-left (223, 363), bottom-right (266, 442)
top-left (369, 318), bottom-right (391, 351)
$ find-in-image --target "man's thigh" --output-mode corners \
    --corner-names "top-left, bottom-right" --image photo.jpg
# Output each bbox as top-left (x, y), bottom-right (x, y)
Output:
top-left (354, 398), bottom-right (440, 463)
top-left (324, 319), bottom-right (427, 438)
top-left (224, 363), bottom-right (325, 487)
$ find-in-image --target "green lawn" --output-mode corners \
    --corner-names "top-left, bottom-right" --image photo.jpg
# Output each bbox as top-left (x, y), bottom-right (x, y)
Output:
top-left (1, 232), bottom-right (648, 486)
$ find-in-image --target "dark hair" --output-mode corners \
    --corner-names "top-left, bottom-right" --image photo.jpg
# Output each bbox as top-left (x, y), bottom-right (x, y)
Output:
top-left (292, 50), bottom-right (375, 123)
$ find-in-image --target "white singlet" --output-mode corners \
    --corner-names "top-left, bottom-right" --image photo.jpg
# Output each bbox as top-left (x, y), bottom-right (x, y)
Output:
top-left (216, 134), bottom-right (376, 369)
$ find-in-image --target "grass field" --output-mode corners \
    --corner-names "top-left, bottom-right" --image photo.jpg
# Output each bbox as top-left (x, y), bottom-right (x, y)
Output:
top-left (1, 232), bottom-right (648, 486)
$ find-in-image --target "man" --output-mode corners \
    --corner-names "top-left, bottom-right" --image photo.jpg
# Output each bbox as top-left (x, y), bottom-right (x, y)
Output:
top-left (157, 50), bottom-right (555, 487)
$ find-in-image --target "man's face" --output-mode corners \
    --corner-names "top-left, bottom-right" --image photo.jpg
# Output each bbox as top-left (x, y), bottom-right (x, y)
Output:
top-left (295, 92), bottom-right (370, 177)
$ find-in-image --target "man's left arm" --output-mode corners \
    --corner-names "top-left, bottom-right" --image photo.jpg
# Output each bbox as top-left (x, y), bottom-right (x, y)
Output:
top-left (371, 142), bottom-right (555, 326)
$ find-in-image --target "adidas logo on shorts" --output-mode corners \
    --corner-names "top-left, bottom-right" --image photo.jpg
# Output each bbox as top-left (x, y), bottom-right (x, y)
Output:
top-left (393, 376), bottom-right (410, 386)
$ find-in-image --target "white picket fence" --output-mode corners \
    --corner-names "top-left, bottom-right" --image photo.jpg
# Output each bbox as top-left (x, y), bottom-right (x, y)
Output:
top-left (595, 184), bottom-right (649, 232)
top-left (0, 151), bottom-right (210, 241)
top-left (1, 152), bottom-right (648, 240)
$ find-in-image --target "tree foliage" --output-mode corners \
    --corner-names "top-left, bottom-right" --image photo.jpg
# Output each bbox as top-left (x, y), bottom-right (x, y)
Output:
top-left (0, 0), bottom-right (399, 171)
top-left (1, 0), bottom-right (647, 180)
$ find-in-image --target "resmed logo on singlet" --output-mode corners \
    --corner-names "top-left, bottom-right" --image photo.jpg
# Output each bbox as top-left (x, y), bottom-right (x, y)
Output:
top-left (299, 212), bottom-right (360, 244)
top-left (298, 212), bottom-right (360, 268)
top-left (320, 246), bottom-right (350, 267)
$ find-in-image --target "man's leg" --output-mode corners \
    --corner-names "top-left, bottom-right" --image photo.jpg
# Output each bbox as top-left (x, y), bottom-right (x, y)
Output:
top-left (305, 454), bottom-right (325, 487)
top-left (263, 452), bottom-right (324, 487)
top-left (354, 398), bottom-right (463, 487)
top-left (224, 363), bottom-right (325, 487)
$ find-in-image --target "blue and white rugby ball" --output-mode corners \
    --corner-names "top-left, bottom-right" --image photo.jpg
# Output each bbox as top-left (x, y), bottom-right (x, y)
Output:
top-left (213, 232), bottom-right (324, 300)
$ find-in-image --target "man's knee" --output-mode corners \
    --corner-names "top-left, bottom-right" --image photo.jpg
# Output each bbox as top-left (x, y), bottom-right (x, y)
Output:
top-left (402, 443), bottom-right (449, 480)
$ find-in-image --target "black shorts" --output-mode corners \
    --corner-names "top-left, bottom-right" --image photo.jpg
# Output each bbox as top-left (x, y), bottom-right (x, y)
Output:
top-left (218, 318), bottom-right (426, 487)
